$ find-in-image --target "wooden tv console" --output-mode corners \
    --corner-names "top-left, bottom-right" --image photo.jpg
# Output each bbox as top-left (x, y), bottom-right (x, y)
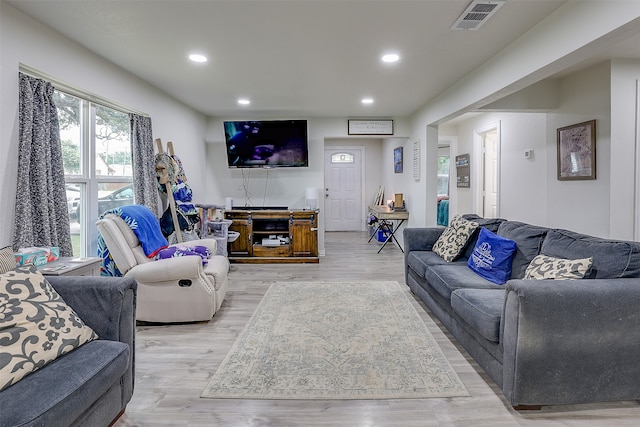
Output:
top-left (224, 209), bottom-right (319, 263)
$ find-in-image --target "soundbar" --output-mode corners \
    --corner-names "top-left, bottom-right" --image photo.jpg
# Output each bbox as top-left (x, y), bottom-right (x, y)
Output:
top-left (231, 206), bottom-right (289, 211)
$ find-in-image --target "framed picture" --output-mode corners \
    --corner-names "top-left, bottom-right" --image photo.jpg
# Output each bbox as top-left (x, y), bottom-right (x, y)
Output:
top-left (394, 147), bottom-right (403, 173)
top-left (557, 120), bottom-right (596, 180)
top-left (348, 119), bottom-right (394, 135)
top-left (456, 154), bottom-right (470, 188)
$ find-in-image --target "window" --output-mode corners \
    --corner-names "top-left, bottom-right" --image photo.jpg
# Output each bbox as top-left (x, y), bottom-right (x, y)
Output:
top-left (437, 155), bottom-right (450, 197)
top-left (55, 90), bottom-right (133, 256)
top-left (331, 153), bottom-right (354, 163)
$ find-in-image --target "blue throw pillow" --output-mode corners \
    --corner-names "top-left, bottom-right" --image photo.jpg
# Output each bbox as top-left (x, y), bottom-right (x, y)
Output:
top-left (467, 227), bottom-right (517, 285)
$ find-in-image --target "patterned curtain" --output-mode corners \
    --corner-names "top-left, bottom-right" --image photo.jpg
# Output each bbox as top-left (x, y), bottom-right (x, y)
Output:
top-left (13, 73), bottom-right (72, 256)
top-left (130, 114), bottom-right (159, 215)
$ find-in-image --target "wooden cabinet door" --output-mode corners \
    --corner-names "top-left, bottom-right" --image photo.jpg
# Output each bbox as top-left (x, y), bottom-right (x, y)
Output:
top-left (226, 214), bottom-right (251, 256)
top-left (291, 213), bottom-right (318, 257)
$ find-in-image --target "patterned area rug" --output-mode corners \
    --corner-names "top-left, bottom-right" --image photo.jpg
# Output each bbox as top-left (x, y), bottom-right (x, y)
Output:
top-left (201, 281), bottom-right (469, 400)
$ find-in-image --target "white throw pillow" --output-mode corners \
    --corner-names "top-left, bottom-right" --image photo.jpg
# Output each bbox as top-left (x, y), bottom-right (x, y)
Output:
top-left (524, 254), bottom-right (593, 280)
top-left (0, 266), bottom-right (98, 391)
top-left (433, 215), bottom-right (479, 262)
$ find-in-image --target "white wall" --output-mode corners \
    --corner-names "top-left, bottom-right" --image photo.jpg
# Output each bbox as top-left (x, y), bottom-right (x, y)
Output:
top-left (204, 117), bottom-right (411, 255)
top-left (204, 117), bottom-right (411, 207)
top-left (0, 1), bottom-right (413, 254)
top-left (402, 1), bottom-right (640, 235)
top-left (609, 59), bottom-right (640, 240)
top-left (383, 137), bottom-right (412, 200)
top-left (0, 4), bottom-right (208, 246)
top-left (399, 123), bottom-right (438, 229)
top-left (4, 0), bottom-right (640, 248)
top-left (438, 63), bottom-right (612, 236)
top-left (545, 62), bottom-right (611, 236)
top-left (446, 112), bottom-right (548, 225)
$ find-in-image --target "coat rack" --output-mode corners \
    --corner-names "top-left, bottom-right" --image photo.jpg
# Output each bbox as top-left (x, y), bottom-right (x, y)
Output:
top-left (155, 138), bottom-right (183, 243)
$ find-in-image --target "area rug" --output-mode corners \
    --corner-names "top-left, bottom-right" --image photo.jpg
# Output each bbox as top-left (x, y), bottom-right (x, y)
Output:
top-left (201, 281), bottom-right (469, 400)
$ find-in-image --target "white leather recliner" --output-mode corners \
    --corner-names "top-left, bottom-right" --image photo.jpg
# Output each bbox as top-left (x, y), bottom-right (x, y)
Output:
top-left (96, 213), bottom-right (229, 323)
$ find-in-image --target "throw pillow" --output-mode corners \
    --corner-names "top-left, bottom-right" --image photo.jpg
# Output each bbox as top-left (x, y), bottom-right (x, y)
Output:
top-left (524, 254), bottom-right (593, 280)
top-left (0, 266), bottom-right (98, 391)
top-left (467, 228), bottom-right (518, 285)
top-left (433, 215), bottom-right (480, 262)
top-left (0, 246), bottom-right (17, 274)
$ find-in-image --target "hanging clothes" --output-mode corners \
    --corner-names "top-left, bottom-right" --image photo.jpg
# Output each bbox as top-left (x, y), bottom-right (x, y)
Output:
top-left (154, 152), bottom-right (199, 238)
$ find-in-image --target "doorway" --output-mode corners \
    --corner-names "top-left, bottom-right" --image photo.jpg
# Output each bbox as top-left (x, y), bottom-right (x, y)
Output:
top-left (324, 147), bottom-right (364, 231)
top-left (479, 126), bottom-right (499, 217)
top-left (437, 143), bottom-right (451, 226)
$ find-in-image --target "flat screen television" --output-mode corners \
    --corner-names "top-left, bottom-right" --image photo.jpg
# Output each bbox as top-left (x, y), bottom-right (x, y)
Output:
top-left (224, 120), bottom-right (308, 168)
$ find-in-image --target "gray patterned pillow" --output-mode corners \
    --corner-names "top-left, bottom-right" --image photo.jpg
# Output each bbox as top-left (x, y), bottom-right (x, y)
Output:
top-left (524, 254), bottom-right (593, 280)
top-left (0, 266), bottom-right (98, 391)
top-left (433, 215), bottom-right (480, 262)
top-left (0, 246), bottom-right (17, 274)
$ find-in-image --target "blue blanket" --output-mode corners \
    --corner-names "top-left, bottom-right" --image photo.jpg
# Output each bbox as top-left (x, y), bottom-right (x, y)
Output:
top-left (119, 205), bottom-right (168, 256)
top-left (98, 205), bottom-right (168, 276)
top-left (437, 199), bottom-right (449, 226)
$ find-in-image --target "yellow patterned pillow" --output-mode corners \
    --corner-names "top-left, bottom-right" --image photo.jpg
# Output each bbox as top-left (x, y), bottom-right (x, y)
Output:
top-left (524, 254), bottom-right (593, 280)
top-left (433, 215), bottom-right (480, 262)
top-left (0, 266), bottom-right (98, 391)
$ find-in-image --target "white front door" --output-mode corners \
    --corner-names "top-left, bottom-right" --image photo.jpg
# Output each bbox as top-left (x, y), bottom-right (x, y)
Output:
top-left (324, 148), bottom-right (363, 231)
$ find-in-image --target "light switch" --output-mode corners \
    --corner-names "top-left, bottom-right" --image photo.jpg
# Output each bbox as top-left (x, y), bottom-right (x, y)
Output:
top-left (524, 149), bottom-right (534, 159)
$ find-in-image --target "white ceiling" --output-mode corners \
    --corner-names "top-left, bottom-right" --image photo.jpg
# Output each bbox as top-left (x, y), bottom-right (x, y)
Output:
top-left (7, 0), bottom-right (640, 119)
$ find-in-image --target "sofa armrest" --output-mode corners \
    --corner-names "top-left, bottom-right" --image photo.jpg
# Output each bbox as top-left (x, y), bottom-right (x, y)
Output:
top-left (47, 275), bottom-right (137, 406)
top-left (403, 227), bottom-right (445, 278)
top-left (47, 276), bottom-right (137, 343)
top-left (501, 278), bottom-right (640, 406)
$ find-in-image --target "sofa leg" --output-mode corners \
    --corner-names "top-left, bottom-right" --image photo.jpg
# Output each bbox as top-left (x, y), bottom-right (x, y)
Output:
top-left (108, 408), bottom-right (126, 427)
top-left (513, 405), bottom-right (542, 411)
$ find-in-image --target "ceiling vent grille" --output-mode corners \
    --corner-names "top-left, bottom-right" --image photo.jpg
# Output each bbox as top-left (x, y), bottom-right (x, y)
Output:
top-left (451, 0), bottom-right (506, 31)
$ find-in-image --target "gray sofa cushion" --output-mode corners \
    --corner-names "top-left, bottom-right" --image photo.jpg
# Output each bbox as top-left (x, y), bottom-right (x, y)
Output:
top-left (407, 251), bottom-right (466, 279)
top-left (541, 229), bottom-right (640, 279)
top-left (424, 264), bottom-right (503, 300)
top-left (497, 221), bottom-right (548, 279)
top-left (451, 289), bottom-right (505, 343)
top-left (0, 340), bottom-right (129, 427)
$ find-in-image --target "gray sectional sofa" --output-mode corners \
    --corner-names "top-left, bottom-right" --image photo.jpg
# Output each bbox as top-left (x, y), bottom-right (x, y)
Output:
top-left (0, 276), bottom-right (137, 427)
top-left (404, 215), bottom-right (640, 407)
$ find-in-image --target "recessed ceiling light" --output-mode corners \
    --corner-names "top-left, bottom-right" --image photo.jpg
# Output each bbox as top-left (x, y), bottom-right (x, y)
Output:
top-left (188, 53), bottom-right (208, 63)
top-left (361, 98), bottom-right (374, 105)
top-left (238, 98), bottom-right (251, 105)
top-left (381, 53), bottom-right (400, 63)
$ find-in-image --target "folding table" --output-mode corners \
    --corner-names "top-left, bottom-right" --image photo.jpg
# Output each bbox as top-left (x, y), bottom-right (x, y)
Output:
top-left (367, 205), bottom-right (409, 253)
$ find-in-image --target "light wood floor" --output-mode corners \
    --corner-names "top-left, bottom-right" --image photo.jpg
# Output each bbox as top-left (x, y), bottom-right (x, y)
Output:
top-left (115, 232), bottom-right (640, 427)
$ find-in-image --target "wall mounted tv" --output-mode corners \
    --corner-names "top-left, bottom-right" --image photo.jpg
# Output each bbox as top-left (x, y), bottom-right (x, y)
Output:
top-left (224, 120), bottom-right (308, 168)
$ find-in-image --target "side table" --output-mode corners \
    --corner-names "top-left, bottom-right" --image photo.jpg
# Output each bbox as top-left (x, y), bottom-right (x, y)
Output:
top-left (37, 257), bottom-right (101, 276)
top-left (367, 205), bottom-right (409, 253)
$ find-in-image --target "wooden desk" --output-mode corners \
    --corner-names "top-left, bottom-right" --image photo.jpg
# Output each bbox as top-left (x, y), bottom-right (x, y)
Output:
top-left (368, 205), bottom-right (409, 253)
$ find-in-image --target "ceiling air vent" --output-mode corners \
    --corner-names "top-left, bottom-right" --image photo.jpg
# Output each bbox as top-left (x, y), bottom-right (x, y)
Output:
top-left (451, 0), bottom-right (505, 31)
